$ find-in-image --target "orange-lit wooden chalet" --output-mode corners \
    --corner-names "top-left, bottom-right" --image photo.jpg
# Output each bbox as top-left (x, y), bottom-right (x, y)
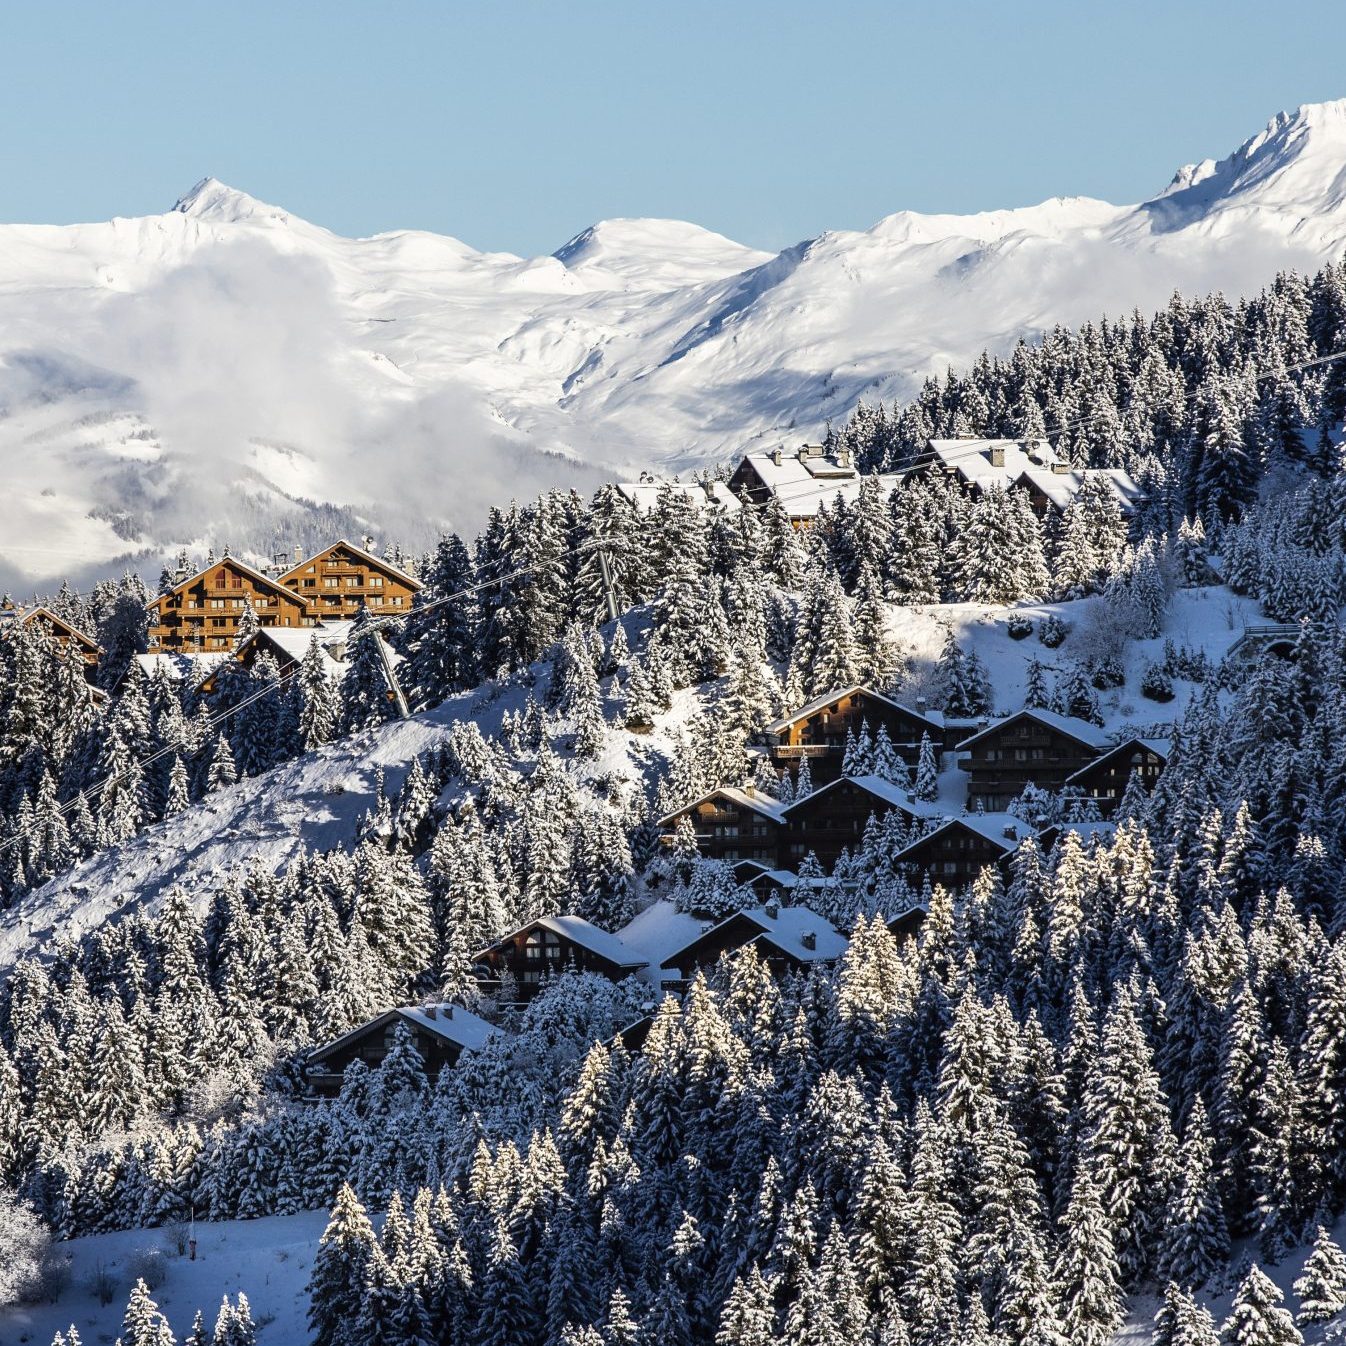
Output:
top-left (277, 539), bottom-right (421, 622)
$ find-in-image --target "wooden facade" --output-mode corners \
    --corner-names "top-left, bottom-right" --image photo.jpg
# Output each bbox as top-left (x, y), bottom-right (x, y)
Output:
top-left (21, 607), bottom-right (101, 678)
top-left (305, 1004), bottom-right (497, 1097)
top-left (148, 556), bottom-right (313, 654)
top-left (778, 774), bottom-right (921, 870)
top-left (894, 817), bottom-right (1024, 889)
top-left (658, 787), bottom-right (784, 864)
top-left (962, 709), bottom-right (1109, 812)
top-left (472, 916), bottom-right (647, 1001)
top-left (278, 539), bottom-right (421, 622)
top-left (765, 686), bottom-right (943, 785)
top-left (1065, 738), bottom-right (1169, 816)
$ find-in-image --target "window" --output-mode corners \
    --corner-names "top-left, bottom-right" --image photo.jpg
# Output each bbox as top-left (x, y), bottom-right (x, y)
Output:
top-left (303, 579), bottom-right (316, 588)
top-left (324, 577), bottom-right (340, 588)
top-left (345, 577), bottom-right (360, 588)
top-left (392, 597), bottom-right (403, 607)
top-left (368, 575), bottom-right (384, 588)
top-left (209, 599), bottom-right (224, 610)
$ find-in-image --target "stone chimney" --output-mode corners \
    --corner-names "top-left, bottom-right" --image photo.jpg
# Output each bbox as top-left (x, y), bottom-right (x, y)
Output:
top-left (800, 930), bottom-right (817, 951)
top-left (988, 445), bottom-right (1006, 468)
top-left (764, 896), bottom-right (780, 919)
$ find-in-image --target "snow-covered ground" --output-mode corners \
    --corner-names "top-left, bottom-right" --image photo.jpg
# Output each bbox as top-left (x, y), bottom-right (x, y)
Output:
top-left (1, 1210), bottom-right (328, 1346)
top-left (5, 100), bottom-right (1346, 588)
top-left (3, 1177), bottom-right (1344, 1344)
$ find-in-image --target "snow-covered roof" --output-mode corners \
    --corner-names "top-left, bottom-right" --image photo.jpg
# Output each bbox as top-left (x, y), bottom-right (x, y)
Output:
top-left (657, 785), bottom-right (786, 828)
top-left (782, 772), bottom-right (937, 820)
top-left (737, 446), bottom-right (903, 520)
top-left (615, 480), bottom-right (742, 514)
top-left (664, 901), bottom-right (849, 969)
top-left (615, 900), bottom-right (707, 975)
top-left (308, 1002), bottom-right (499, 1064)
top-left (740, 904), bottom-right (850, 963)
top-left (894, 811), bottom-right (1027, 859)
top-left (1016, 465), bottom-right (1146, 513)
top-left (243, 621), bottom-right (356, 677)
top-left (763, 684), bottom-right (943, 735)
top-left (473, 915), bottom-right (648, 969)
top-left (958, 707), bottom-right (1113, 752)
top-left (926, 437), bottom-right (1061, 486)
top-left (921, 439), bottom-right (1144, 512)
top-left (135, 652), bottom-right (230, 681)
top-left (1065, 735), bottom-right (1170, 782)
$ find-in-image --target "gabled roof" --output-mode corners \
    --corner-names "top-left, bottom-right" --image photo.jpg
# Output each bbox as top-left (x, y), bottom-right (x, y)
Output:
top-left (21, 606), bottom-right (100, 652)
top-left (959, 707), bottom-right (1112, 752)
top-left (1015, 465), bottom-right (1146, 513)
top-left (735, 447), bottom-right (904, 520)
top-left (151, 554), bottom-right (312, 609)
top-left (615, 480), bottom-right (742, 515)
top-left (924, 437), bottom-right (1061, 486)
top-left (665, 902), bottom-right (849, 969)
top-left (657, 785), bottom-right (786, 828)
top-left (893, 812), bottom-right (1027, 861)
top-left (472, 915), bottom-right (648, 970)
top-left (781, 772), bottom-right (936, 821)
top-left (1065, 735), bottom-right (1170, 783)
top-left (764, 684), bottom-right (944, 735)
top-left (615, 900), bottom-right (707, 975)
top-left (278, 538), bottom-right (422, 591)
top-left (135, 651), bottom-right (231, 681)
top-left (307, 1002), bottom-right (499, 1065)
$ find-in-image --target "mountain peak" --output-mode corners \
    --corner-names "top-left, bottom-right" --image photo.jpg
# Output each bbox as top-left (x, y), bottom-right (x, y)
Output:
top-left (172, 178), bottom-right (291, 225)
top-left (1151, 98), bottom-right (1346, 219)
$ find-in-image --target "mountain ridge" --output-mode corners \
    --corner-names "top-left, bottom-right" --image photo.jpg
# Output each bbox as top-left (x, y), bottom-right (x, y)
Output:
top-left (2, 99), bottom-right (1345, 589)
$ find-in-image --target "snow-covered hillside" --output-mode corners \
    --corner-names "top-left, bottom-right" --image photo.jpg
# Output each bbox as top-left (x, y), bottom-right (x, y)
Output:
top-left (4, 100), bottom-right (1346, 589)
top-left (0, 584), bottom-right (1260, 971)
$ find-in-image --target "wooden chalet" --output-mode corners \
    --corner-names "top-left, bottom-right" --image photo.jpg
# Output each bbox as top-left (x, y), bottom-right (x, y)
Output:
top-left (1064, 736), bottom-right (1169, 816)
top-left (197, 620), bottom-right (354, 692)
top-left (764, 685), bottom-right (944, 784)
top-left (905, 438), bottom-right (1145, 518)
top-left (472, 915), bottom-right (647, 1001)
top-left (304, 1002), bottom-right (498, 1097)
top-left (892, 813), bottom-right (1027, 889)
top-left (961, 708), bottom-right (1111, 812)
top-left (278, 539), bottom-right (421, 623)
top-left (148, 556), bottom-right (313, 654)
top-left (20, 607), bottom-right (101, 679)
top-left (658, 786), bottom-right (785, 864)
top-left (726, 444), bottom-right (903, 526)
top-left (778, 773), bottom-right (930, 870)
top-left (660, 901), bottom-right (849, 986)
top-left (728, 859), bottom-right (801, 895)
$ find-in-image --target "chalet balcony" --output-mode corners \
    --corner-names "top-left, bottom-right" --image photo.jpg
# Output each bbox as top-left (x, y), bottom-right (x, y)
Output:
top-left (768, 744), bottom-right (835, 759)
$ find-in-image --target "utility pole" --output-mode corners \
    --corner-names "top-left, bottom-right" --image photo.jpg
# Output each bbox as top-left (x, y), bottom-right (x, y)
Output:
top-left (375, 631), bottom-right (411, 718)
top-left (595, 544), bottom-right (619, 624)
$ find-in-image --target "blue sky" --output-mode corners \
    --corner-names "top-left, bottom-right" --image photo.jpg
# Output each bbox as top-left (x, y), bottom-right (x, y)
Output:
top-left (3, 1), bottom-right (1343, 255)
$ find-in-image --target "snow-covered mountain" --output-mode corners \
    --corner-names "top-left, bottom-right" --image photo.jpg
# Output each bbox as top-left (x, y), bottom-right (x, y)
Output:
top-left (4, 99), bottom-right (1346, 589)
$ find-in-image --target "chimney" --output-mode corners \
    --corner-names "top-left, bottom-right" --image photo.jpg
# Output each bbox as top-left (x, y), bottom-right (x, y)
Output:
top-left (797, 447), bottom-right (810, 464)
top-left (915, 695), bottom-right (928, 715)
top-left (764, 896), bottom-right (780, 919)
top-left (363, 534), bottom-right (376, 552)
top-left (744, 783), bottom-right (756, 798)
top-left (293, 544), bottom-right (302, 564)
top-left (800, 930), bottom-right (817, 951)
top-left (988, 445), bottom-right (1006, 468)
top-left (1051, 462), bottom-right (1072, 475)
top-left (1003, 825), bottom-right (1019, 841)
top-left (772, 448), bottom-right (783, 466)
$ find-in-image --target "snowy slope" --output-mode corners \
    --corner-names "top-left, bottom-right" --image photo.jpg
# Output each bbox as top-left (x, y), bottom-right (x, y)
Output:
top-left (0, 585), bottom-right (1261, 971)
top-left (4, 100), bottom-right (1346, 589)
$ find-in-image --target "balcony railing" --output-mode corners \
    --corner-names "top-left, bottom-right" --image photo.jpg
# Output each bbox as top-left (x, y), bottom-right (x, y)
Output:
top-left (768, 744), bottom-right (836, 759)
